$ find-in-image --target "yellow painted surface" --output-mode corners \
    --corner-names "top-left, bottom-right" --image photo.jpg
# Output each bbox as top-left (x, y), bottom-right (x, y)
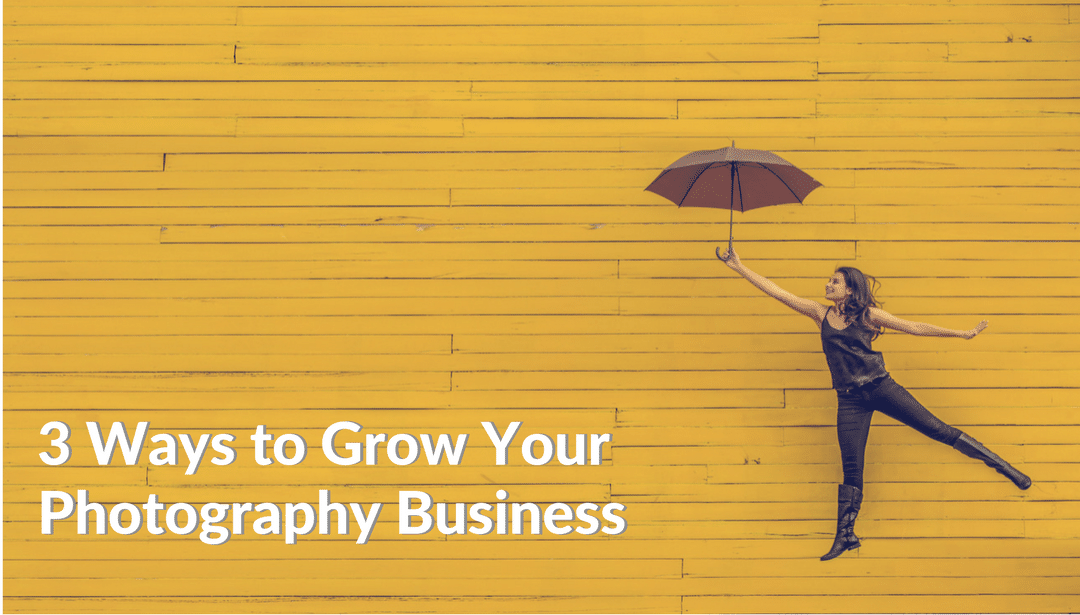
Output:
top-left (4, 0), bottom-right (1079, 613)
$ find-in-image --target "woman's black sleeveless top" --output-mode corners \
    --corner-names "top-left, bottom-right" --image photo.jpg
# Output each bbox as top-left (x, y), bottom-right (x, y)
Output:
top-left (820, 307), bottom-right (889, 390)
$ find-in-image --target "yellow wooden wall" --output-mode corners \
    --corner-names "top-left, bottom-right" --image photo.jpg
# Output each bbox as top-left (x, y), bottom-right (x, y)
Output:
top-left (4, 0), bottom-right (1080, 612)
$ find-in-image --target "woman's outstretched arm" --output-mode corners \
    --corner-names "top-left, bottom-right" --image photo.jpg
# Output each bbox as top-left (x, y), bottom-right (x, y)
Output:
top-left (869, 307), bottom-right (988, 340)
top-left (718, 247), bottom-right (827, 324)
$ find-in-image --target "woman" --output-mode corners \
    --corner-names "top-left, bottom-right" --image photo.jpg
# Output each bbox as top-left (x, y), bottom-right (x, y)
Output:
top-left (717, 247), bottom-right (1031, 561)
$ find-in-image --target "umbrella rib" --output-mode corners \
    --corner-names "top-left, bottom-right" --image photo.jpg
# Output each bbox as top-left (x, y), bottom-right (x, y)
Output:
top-left (678, 161), bottom-right (717, 206)
top-left (745, 162), bottom-right (806, 204)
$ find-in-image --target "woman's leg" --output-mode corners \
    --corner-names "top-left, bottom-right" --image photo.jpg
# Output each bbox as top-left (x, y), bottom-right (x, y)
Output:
top-left (823, 392), bottom-right (874, 561)
top-left (836, 391), bottom-right (876, 491)
top-left (868, 376), bottom-right (1030, 489)
top-left (866, 376), bottom-right (961, 445)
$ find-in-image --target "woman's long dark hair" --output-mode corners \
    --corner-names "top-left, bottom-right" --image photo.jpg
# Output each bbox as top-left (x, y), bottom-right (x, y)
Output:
top-left (835, 266), bottom-right (884, 340)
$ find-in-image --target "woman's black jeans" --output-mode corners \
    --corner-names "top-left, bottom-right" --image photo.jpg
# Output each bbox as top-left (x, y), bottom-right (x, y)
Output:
top-left (836, 375), bottom-right (962, 491)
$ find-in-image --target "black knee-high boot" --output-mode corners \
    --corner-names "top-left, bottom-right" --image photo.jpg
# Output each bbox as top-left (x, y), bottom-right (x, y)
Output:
top-left (821, 484), bottom-right (862, 561)
top-left (953, 433), bottom-right (1031, 490)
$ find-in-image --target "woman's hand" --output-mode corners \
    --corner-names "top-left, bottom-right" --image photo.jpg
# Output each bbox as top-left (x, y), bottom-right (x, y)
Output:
top-left (962, 320), bottom-right (990, 340)
top-left (716, 246), bottom-right (742, 270)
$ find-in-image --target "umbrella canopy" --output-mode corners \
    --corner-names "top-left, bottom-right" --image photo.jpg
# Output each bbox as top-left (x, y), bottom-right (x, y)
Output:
top-left (645, 143), bottom-right (822, 250)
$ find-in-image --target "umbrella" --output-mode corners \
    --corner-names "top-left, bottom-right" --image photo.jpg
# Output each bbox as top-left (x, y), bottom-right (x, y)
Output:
top-left (645, 142), bottom-right (822, 253)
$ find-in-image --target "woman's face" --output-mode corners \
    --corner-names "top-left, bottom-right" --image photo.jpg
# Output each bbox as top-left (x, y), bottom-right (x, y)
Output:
top-left (825, 272), bottom-right (852, 302)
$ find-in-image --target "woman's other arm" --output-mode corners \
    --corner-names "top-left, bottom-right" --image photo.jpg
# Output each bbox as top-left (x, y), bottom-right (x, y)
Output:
top-left (869, 307), bottom-right (988, 339)
top-left (718, 247), bottom-right (827, 324)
